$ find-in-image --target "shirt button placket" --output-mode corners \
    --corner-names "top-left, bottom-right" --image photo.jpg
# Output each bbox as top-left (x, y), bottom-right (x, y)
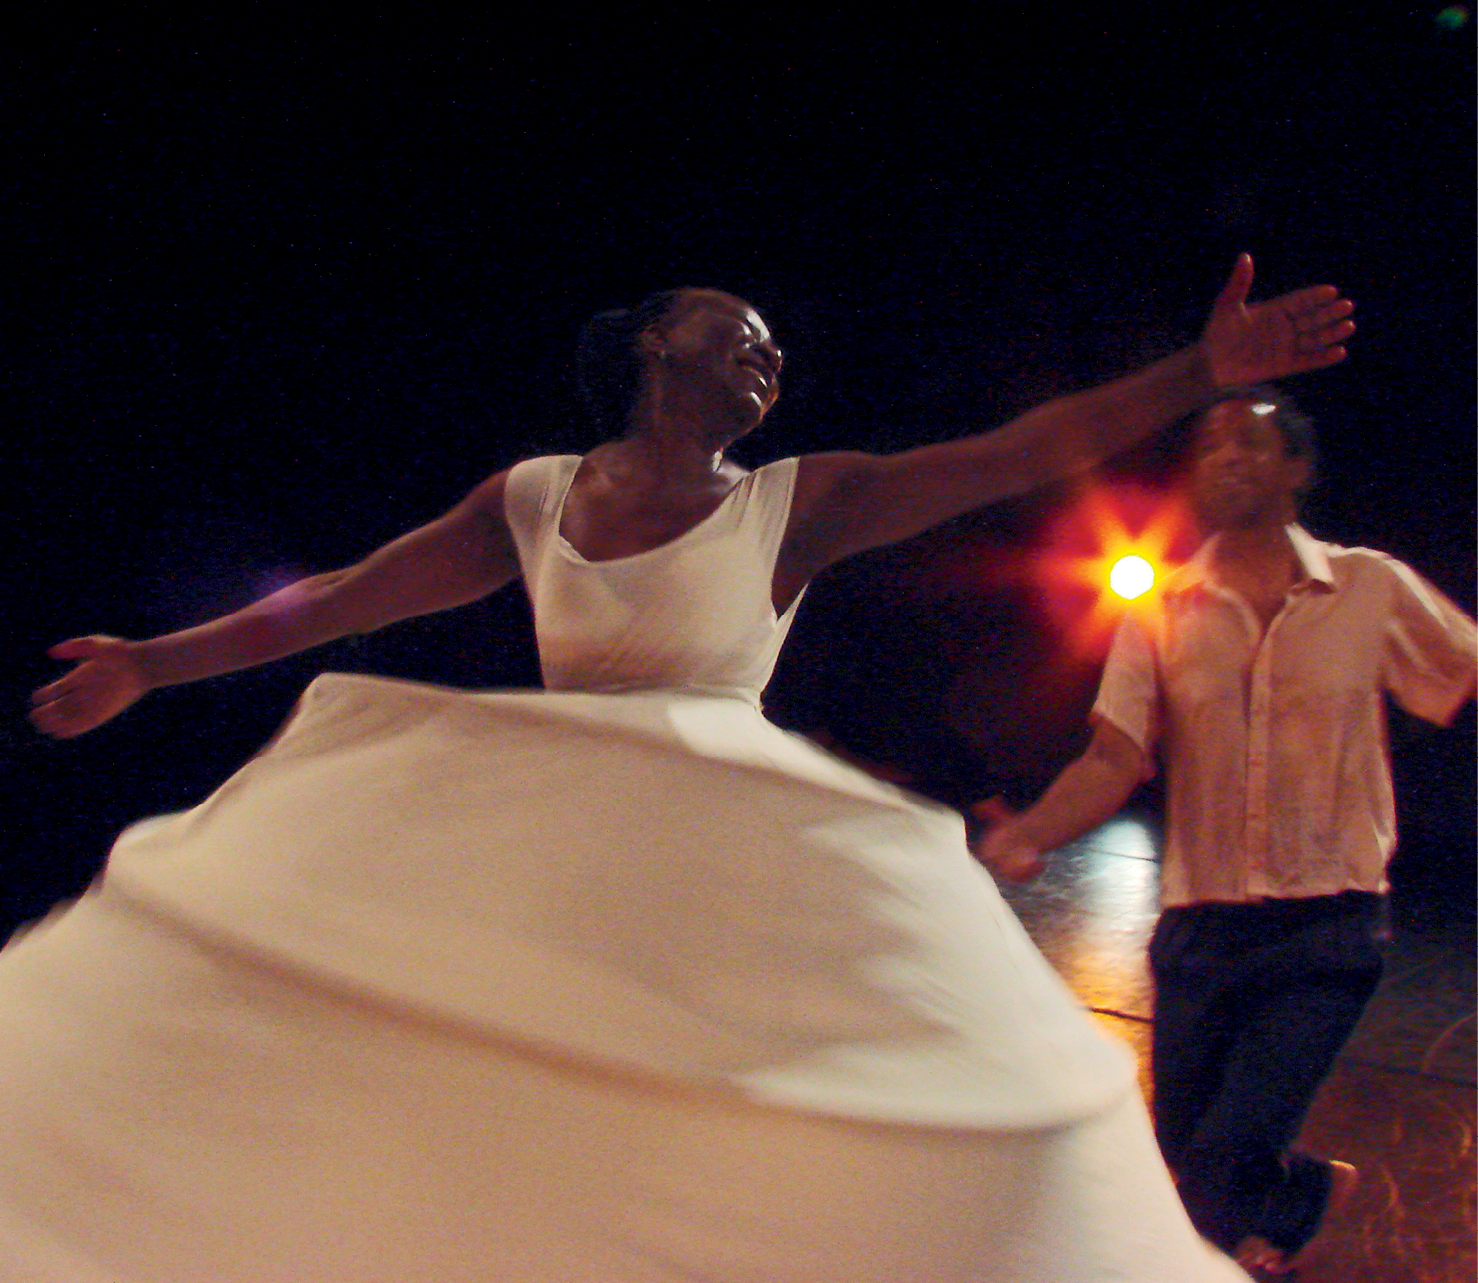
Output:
top-left (1245, 624), bottom-right (1277, 898)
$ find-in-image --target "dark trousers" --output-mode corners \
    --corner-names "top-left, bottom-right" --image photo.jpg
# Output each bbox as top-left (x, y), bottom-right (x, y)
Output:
top-left (1148, 891), bottom-right (1387, 1255)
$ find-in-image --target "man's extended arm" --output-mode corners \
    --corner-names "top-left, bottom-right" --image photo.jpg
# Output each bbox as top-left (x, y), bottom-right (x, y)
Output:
top-left (973, 719), bottom-right (1147, 882)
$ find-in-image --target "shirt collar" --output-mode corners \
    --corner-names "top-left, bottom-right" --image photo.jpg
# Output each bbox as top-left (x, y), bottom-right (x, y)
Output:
top-left (1167, 524), bottom-right (1335, 598)
top-left (1286, 524), bottom-right (1335, 587)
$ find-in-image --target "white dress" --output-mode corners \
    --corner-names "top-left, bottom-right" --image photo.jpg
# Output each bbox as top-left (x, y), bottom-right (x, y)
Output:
top-left (0, 456), bottom-right (1248, 1282)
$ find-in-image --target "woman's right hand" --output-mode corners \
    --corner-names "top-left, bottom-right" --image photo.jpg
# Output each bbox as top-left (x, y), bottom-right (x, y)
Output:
top-left (29, 636), bottom-right (151, 739)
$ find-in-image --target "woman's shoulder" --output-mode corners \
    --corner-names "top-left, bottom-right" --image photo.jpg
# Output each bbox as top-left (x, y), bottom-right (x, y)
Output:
top-left (747, 456), bottom-right (801, 485)
top-left (508, 453), bottom-right (583, 476)
top-left (502, 455), bottom-right (582, 537)
top-left (504, 454), bottom-right (582, 491)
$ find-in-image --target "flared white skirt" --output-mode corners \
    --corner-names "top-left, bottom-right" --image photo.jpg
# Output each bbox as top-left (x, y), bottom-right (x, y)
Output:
top-left (0, 676), bottom-right (1246, 1281)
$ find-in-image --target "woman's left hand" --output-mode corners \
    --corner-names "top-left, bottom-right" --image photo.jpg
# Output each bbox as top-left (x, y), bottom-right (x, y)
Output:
top-left (1199, 252), bottom-right (1355, 387)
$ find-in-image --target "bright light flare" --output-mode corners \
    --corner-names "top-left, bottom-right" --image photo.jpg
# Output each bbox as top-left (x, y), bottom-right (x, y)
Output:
top-left (1036, 486), bottom-right (1195, 657)
top-left (1109, 554), bottom-right (1156, 600)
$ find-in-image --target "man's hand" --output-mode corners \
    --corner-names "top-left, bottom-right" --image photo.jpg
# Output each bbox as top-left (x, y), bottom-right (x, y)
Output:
top-left (30, 636), bottom-right (151, 739)
top-left (970, 796), bottom-right (1046, 883)
top-left (1200, 253), bottom-right (1355, 387)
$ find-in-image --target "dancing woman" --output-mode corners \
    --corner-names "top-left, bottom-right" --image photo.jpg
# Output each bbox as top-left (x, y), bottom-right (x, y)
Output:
top-left (8, 257), bottom-right (1350, 1281)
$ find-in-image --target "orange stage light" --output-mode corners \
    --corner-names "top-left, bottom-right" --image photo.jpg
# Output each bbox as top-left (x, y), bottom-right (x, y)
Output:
top-left (1109, 555), bottom-right (1156, 600)
top-left (1035, 484), bottom-right (1196, 658)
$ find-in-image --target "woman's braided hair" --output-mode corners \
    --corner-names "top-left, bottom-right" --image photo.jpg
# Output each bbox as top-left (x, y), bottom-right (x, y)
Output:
top-left (574, 289), bottom-right (685, 438)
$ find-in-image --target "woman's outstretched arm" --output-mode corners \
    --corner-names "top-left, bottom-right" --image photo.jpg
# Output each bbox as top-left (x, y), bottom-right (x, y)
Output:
top-left (30, 471), bottom-right (519, 739)
top-left (781, 255), bottom-right (1354, 576)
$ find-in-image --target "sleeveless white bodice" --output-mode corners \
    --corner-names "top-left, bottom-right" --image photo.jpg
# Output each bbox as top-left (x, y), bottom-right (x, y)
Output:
top-left (503, 456), bottom-right (803, 704)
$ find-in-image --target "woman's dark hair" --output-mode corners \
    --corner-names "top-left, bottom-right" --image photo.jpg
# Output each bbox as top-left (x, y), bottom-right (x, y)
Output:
top-left (1197, 383), bottom-right (1318, 486)
top-left (575, 289), bottom-right (686, 437)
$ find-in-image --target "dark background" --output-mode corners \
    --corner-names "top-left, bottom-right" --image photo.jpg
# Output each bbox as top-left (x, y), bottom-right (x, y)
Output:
top-left (3, 7), bottom-right (1473, 938)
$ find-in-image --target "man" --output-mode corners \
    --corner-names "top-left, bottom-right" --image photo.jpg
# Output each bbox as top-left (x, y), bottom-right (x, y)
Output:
top-left (976, 386), bottom-right (1476, 1273)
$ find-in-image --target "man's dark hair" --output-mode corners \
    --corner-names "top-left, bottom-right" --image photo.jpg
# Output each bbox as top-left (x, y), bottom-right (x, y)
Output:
top-left (574, 289), bottom-right (685, 438)
top-left (1198, 383), bottom-right (1318, 486)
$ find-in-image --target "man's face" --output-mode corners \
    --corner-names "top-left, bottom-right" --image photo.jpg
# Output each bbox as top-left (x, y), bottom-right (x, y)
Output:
top-left (1191, 399), bottom-right (1309, 530)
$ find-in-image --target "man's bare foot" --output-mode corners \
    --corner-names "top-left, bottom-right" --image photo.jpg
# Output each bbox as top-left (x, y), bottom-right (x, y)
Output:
top-left (1234, 1161), bottom-right (1359, 1276)
top-left (1233, 1235), bottom-right (1285, 1275)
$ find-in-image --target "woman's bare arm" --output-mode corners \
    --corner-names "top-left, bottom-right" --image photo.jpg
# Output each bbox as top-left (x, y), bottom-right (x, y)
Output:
top-left (781, 256), bottom-right (1353, 578)
top-left (30, 470), bottom-right (518, 738)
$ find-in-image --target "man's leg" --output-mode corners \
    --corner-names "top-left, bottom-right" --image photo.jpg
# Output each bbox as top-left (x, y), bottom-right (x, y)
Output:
top-left (1171, 901), bottom-right (1384, 1255)
top-left (1239, 972), bottom-right (1380, 1257)
top-left (1148, 907), bottom-right (1240, 1175)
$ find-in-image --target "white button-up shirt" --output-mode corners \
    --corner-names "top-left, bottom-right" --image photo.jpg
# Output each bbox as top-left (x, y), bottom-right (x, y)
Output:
top-left (1094, 526), bottom-right (1476, 907)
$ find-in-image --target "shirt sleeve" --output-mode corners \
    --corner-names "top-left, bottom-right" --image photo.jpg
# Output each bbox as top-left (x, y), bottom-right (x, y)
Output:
top-left (1381, 558), bottom-right (1478, 725)
top-left (1091, 612), bottom-right (1161, 760)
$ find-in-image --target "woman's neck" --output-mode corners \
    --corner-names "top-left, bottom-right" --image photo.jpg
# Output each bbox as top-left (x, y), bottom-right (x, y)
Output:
top-left (597, 431), bottom-right (727, 489)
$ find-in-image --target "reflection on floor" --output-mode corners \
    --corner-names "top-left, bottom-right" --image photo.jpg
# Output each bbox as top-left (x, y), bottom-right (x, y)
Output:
top-left (998, 814), bottom-right (1476, 1283)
